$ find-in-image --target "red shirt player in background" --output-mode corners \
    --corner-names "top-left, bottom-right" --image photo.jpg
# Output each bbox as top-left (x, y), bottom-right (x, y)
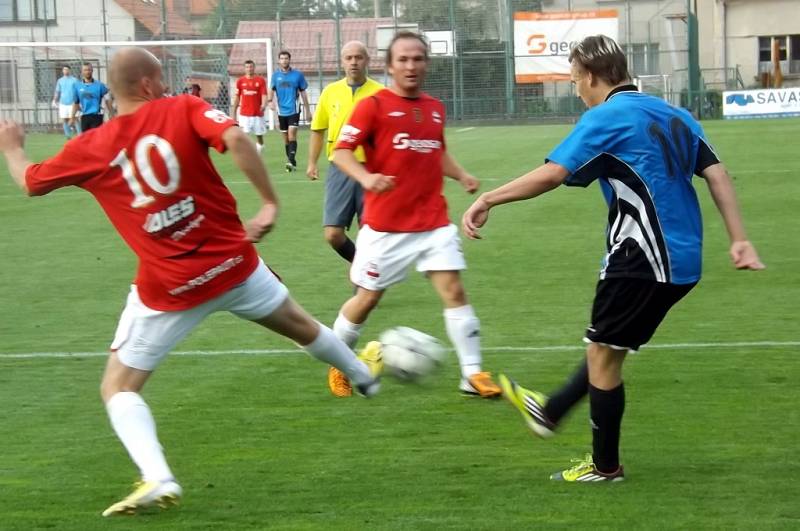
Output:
top-left (328, 32), bottom-right (501, 399)
top-left (231, 59), bottom-right (268, 154)
top-left (0, 47), bottom-right (380, 517)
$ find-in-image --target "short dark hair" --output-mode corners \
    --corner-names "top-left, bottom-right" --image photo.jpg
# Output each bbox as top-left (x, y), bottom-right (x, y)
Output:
top-left (82, 62), bottom-right (92, 68)
top-left (568, 35), bottom-right (630, 86)
top-left (278, 50), bottom-right (291, 59)
top-left (244, 59), bottom-right (255, 66)
top-left (385, 31), bottom-right (428, 66)
top-left (62, 64), bottom-right (71, 70)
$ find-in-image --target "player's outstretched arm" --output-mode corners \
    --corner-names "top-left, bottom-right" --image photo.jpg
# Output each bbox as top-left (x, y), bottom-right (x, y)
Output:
top-left (442, 151), bottom-right (478, 194)
top-left (461, 162), bottom-right (568, 240)
top-left (223, 126), bottom-right (279, 242)
top-left (332, 148), bottom-right (394, 193)
top-left (700, 163), bottom-right (765, 270)
top-left (0, 119), bottom-right (32, 194)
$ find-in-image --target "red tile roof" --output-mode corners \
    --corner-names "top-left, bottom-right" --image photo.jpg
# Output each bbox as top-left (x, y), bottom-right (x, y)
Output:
top-left (115, 0), bottom-right (196, 37)
top-left (230, 18), bottom-right (393, 76)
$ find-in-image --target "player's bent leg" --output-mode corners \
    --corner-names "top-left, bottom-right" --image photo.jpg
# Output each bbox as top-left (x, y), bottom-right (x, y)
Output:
top-left (252, 297), bottom-right (379, 397)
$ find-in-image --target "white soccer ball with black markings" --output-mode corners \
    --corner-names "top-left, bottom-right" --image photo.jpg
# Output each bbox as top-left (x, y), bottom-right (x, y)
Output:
top-left (379, 326), bottom-right (446, 381)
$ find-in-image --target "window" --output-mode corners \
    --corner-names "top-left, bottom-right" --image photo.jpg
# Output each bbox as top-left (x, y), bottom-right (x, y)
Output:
top-left (759, 35), bottom-right (800, 74)
top-left (629, 43), bottom-right (660, 76)
top-left (0, 61), bottom-right (17, 102)
top-left (0, 0), bottom-right (56, 23)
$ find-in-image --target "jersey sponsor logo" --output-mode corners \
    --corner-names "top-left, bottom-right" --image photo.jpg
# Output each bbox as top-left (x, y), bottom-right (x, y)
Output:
top-left (387, 111), bottom-right (406, 117)
top-left (338, 124), bottom-right (361, 143)
top-left (242, 89), bottom-right (260, 96)
top-left (392, 132), bottom-right (442, 154)
top-left (204, 109), bottom-right (232, 124)
top-left (143, 196), bottom-right (196, 234)
top-left (432, 111), bottom-right (442, 124)
top-left (168, 255), bottom-right (245, 296)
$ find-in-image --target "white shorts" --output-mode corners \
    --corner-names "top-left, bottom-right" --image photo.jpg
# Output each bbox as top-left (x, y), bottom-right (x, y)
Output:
top-left (238, 114), bottom-right (267, 135)
top-left (110, 260), bottom-right (289, 371)
top-left (351, 223), bottom-right (466, 291)
top-left (59, 103), bottom-right (73, 120)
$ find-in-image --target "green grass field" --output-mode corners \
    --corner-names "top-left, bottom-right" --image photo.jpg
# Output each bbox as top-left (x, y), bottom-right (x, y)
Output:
top-left (1, 119), bottom-right (798, 530)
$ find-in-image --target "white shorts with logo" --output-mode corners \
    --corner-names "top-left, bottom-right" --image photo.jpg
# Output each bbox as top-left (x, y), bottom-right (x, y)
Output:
top-left (59, 103), bottom-right (73, 120)
top-left (110, 260), bottom-right (289, 371)
top-left (351, 223), bottom-right (466, 291)
top-left (238, 114), bottom-right (266, 135)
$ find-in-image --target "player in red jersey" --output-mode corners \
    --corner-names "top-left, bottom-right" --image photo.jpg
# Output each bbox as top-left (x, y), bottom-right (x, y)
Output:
top-left (0, 48), bottom-right (381, 517)
top-left (231, 59), bottom-right (268, 153)
top-left (327, 32), bottom-right (501, 399)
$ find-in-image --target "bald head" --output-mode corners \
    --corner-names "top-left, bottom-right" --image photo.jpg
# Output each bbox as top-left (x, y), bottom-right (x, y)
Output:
top-left (109, 47), bottom-right (163, 99)
top-left (340, 41), bottom-right (369, 84)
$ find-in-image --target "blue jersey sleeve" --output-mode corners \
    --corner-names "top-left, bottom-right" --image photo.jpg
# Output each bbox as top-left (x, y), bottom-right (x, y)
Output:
top-left (298, 72), bottom-right (308, 91)
top-left (100, 82), bottom-right (109, 98)
top-left (546, 108), bottom-right (614, 187)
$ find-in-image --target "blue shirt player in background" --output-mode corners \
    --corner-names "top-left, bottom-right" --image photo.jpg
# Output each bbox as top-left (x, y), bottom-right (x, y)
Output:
top-left (463, 35), bottom-right (764, 482)
top-left (70, 62), bottom-right (112, 133)
top-left (52, 65), bottom-right (80, 139)
top-left (268, 50), bottom-right (311, 172)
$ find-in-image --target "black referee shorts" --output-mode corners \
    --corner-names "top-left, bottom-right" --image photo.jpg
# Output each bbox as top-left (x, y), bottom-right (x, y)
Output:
top-left (80, 113), bottom-right (104, 131)
top-left (585, 278), bottom-right (696, 351)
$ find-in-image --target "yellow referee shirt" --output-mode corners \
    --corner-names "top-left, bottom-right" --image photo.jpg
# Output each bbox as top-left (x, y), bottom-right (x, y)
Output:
top-left (311, 77), bottom-right (383, 162)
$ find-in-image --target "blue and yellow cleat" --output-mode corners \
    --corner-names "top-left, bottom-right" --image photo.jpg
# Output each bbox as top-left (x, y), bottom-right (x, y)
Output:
top-left (498, 374), bottom-right (556, 438)
top-left (355, 341), bottom-right (383, 398)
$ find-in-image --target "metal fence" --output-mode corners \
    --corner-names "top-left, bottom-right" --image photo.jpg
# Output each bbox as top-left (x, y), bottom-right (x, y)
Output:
top-left (0, 0), bottom-right (743, 129)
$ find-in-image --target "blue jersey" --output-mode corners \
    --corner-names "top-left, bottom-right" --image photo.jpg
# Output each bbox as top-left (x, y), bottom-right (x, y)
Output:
top-left (75, 79), bottom-right (109, 115)
top-left (547, 87), bottom-right (720, 285)
top-left (55, 76), bottom-right (79, 105)
top-left (270, 68), bottom-right (307, 116)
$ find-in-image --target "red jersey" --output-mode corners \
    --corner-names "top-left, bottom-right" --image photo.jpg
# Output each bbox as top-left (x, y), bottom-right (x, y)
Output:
top-left (25, 95), bottom-right (260, 311)
top-left (236, 76), bottom-right (267, 117)
top-left (335, 89), bottom-right (449, 232)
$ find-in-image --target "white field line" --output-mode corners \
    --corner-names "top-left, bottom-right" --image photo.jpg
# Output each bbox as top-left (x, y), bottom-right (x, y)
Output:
top-left (1, 340), bottom-right (798, 360)
top-left (456, 127), bottom-right (476, 132)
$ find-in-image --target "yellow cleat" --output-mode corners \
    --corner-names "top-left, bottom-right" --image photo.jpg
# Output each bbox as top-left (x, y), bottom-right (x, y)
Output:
top-left (498, 373), bottom-right (556, 438)
top-left (551, 454), bottom-right (625, 482)
top-left (101, 479), bottom-right (182, 517)
top-left (460, 371), bottom-right (502, 398)
top-left (355, 341), bottom-right (383, 397)
top-left (328, 366), bottom-right (353, 397)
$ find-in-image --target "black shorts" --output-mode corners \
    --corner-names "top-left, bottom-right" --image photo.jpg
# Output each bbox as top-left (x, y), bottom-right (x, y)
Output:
top-left (278, 113), bottom-right (300, 132)
top-left (585, 278), bottom-right (696, 351)
top-left (80, 113), bottom-right (104, 131)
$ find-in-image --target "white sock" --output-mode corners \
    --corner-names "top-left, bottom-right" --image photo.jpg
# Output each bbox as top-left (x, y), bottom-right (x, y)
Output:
top-left (444, 305), bottom-right (482, 378)
top-left (256, 143), bottom-right (264, 153)
top-left (304, 324), bottom-right (372, 385)
top-left (106, 392), bottom-right (174, 483)
top-left (332, 312), bottom-right (363, 349)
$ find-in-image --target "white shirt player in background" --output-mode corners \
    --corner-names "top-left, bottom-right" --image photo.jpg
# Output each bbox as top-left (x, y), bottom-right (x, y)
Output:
top-left (231, 59), bottom-right (268, 154)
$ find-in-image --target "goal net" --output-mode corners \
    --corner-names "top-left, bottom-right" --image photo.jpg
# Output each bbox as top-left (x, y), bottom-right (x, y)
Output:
top-left (0, 38), bottom-right (273, 132)
top-left (635, 74), bottom-right (676, 105)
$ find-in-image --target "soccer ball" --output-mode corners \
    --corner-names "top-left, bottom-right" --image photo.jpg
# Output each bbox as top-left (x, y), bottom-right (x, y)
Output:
top-left (379, 326), bottom-right (446, 381)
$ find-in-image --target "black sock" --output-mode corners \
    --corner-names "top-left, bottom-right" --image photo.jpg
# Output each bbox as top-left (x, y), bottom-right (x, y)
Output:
top-left (544, 359), bottom-right (588, 425)
top-left (589, 383), bottom-right (625, 473)
top-left (288, 140), bottom-right (297, 164)
top-left (334, 238), bottom-right (356, 263)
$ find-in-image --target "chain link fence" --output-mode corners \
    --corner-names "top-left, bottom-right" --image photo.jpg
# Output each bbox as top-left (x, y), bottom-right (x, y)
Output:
top-left (1, 0), bottom-right (739, 129)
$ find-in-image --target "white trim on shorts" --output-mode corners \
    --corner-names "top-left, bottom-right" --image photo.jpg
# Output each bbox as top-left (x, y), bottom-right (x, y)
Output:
top-left (351, 223), bottom-right (466, 291)
top-left (59, 103), bottom-right (73, 120)
top-left (238, 114), bottom-right (267, 135)
top-left (110, 260), bottom-right (289, 371)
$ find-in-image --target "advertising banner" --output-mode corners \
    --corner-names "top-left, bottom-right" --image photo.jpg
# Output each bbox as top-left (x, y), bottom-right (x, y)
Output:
top-left (723, 88), bottom-right (800, 119)
top-left (513, 10), bottom-right (619, 83)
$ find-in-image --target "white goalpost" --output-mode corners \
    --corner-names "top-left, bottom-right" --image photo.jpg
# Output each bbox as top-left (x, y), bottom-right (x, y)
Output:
top-left (0, 37), bottom-right (273, 132)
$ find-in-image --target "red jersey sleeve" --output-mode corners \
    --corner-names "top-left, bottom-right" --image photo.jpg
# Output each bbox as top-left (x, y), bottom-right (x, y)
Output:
top-left (185, 95), bottom-right (237, 153)
top-left (334, 96), bottom-right (378, 151)
top-left (258, 77), bottom-right (267, 96)
top-left (25, 138), bottom-right (101, 196)
top-left (235, 77), bottom-right (244, 96)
